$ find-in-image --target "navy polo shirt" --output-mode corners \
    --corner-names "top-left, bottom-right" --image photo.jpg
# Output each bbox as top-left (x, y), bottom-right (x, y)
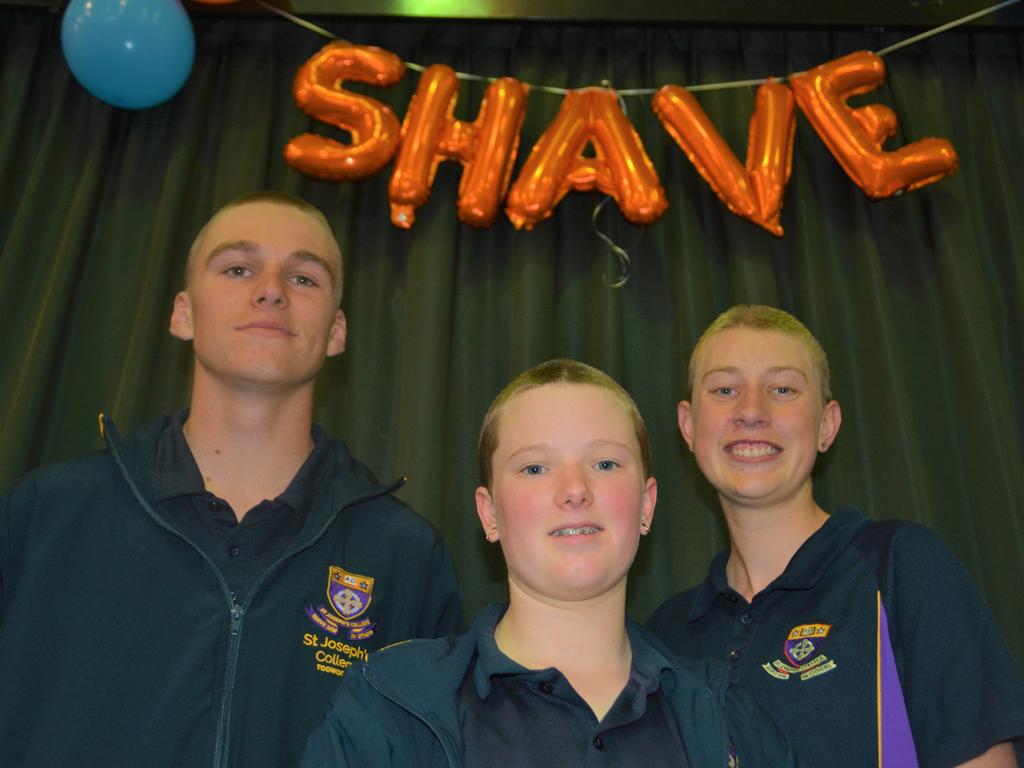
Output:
top-left (648, 507), bottom-right (1024, 767)
top-left (459, 614), bottom-right (690, 768)
top-left (152, 410), bottom-right (331, 602)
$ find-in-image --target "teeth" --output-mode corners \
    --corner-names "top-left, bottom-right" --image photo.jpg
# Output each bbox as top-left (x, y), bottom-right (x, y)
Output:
top-left (731, 444), bottom-right (779, 458)
top-left (551, 526), bottom-right (600, 537)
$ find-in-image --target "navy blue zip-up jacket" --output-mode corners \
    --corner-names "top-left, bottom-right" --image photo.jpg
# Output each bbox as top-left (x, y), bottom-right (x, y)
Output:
top-left (0, 414), bottom-right (461, 768)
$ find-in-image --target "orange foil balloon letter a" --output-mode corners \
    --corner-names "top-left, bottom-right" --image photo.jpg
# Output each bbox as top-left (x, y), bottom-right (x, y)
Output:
top-left (506, 89), bottom-right (667, 230)
top-left (285, 43), bottom-right (405, 181)
top-left (788, 51), bottom-right (958, 198)
top-left (388, 64), bottom-right (528, 228)
top-left (653, 81), bottom-right (795, 236)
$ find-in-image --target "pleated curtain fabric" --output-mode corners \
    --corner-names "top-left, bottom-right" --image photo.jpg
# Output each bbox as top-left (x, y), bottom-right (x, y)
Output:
top-left (1, 9), bottom-right (1022, 661)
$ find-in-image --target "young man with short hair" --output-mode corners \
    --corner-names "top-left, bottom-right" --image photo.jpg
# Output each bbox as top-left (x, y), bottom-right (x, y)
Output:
top-left (648, 304), bottom-right (1024, 767)
top-left (0, 192), bottom-right (461, 767)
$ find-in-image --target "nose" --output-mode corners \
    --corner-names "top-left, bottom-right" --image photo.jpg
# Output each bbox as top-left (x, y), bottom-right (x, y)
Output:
top-left (556, 463), bottom-right (591, 507)
top-left (252, 269), bottom-right (288, 308)
top-left (734, 388), bottom-right (769, 427)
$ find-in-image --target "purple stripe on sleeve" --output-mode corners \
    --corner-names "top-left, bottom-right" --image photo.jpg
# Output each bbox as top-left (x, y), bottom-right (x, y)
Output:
top-left (878, 597), bottom-right (919, 767)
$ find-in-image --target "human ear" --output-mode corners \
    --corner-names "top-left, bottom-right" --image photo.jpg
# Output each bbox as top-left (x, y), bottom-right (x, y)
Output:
top-left (326, 309), bottom-right (347, 357)
top-left (818, 400), bottom-right (842, 451)
top-left (475, 486), bottom-right (499, 542)
top-left (677, 400), bottom-right (695, 451)
top-left (169, 291), bottom-right (194, 341)
top-left (640, 477), bottom-right (657, 534)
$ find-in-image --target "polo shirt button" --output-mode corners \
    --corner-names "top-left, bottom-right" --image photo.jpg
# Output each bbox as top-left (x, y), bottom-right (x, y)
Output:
top-left (209, 500), bottom-right (221, 512)
top-left (728, 649), bottom-right (741, 662)
top-left (227, 545), bottom-right (241, 558)
top-left (540, 682), bottom-right (554, 694)
top-left (726, 594), bottom-right (739, 603)
top-left (740, 613), bottom-right (752, 624)
top-left (593, 736), bottom-right (604, 750)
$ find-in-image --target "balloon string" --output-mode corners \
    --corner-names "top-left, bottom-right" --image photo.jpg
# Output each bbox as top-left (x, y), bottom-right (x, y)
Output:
top-left (592, 197), bottom-right (632, 288)
top-left (246, 0), bottom-right (1020, 96)
top-left (875, 0), bottom-right (1022, 56)
top-left (250, 0), bottom-right (338, 40)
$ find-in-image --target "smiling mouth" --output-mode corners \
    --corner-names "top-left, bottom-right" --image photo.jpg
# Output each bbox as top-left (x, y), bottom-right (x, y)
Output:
top-left (727, 441), bottom-right (781, 458)
top-left (550, 526), bottom-right (602, 537)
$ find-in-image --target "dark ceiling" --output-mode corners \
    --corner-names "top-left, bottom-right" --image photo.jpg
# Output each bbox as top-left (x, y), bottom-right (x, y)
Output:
top-left (7, 0), bottom-right (1024, 27)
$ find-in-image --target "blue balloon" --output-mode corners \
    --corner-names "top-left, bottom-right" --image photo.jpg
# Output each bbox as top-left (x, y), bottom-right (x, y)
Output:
top-left (61, 0), bottom-right (196, 110)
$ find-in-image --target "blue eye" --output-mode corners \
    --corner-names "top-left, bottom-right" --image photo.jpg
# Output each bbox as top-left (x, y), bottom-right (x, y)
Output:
top-left (521, 464), bottom-right (544, 476)
top-left (225, 266), bottom-right (252, 278)
top-left (595, 460), bottom-right (619, 471)
top-left (292, 274), bottom-right (319, 287)
top-left (712, 386), bottom-right (736, 397)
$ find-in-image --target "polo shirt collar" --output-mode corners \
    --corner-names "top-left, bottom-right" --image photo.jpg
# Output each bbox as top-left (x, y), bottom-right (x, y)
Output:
top-left (151, 408), bottom-right (330, 511)
top-left (470, 603), bottom-right (672, 700)
top-left (688, 507), bottom-right (866, 622)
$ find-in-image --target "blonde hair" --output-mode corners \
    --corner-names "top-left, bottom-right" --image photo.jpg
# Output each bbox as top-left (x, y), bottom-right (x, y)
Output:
top-left (478, 359), bottom-right (652, 487)
top-left (689, 305), bottom-right (832, 402)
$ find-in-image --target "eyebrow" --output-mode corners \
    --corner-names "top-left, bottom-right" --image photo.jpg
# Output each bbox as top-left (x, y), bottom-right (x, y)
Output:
top-left (702, 365), bottom-right (809, 381)
top-left (505, 439), bottom-right (633, 461)
top-left (204, 240), bottom-right (338, 289)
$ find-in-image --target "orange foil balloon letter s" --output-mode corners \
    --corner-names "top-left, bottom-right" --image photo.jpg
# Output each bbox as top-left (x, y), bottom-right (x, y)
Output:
top-left (285, 43), bottom-right (405, 182)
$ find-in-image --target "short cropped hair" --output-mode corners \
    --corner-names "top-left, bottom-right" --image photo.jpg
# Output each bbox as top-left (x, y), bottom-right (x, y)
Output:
top-left (185, 190), bottom-right (344, 304)
top-left (478, 359), bottom-right (652, 488)
top-left (689, 304), bottom-right (832, 402)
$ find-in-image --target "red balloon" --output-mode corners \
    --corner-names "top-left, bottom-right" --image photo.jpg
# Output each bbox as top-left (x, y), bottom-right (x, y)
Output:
top-left (505, 88), bottom-right (667, 230)
top-left (788, 51), bottom-right (958, 198)
top-left (654, 80), bottom-right (795, 236)
top-left (388, 64), bottom-right (528, 228)
top-left (285, 43), bottom-right (405, 182)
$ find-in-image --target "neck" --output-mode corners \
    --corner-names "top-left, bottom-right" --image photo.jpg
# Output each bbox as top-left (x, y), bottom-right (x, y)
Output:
top-left (495, 580), bottom-right (632, 721)
top-left (184, 371), bottom-right (317, 521)
top-left (719, 486), bottom-right (828, 602)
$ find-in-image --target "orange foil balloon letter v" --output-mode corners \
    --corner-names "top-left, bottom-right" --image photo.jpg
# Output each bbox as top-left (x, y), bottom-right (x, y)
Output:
top-left (653, 81), bottom-right (795, 236)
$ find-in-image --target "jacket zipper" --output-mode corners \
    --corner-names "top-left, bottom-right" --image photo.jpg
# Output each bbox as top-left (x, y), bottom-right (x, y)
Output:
top-left (104, 416), bottom-right (402, 768)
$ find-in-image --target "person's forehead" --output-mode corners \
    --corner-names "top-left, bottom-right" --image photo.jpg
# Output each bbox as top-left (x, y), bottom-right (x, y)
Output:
top-left (498, 384), bottom-right (634, 444)
top-left (199, 202), bottom-right (338, 262)
top-left (699, 327), bottom-right (813, 372)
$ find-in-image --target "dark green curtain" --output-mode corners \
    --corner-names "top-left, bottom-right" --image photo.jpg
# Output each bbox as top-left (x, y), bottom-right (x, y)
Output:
top-left (2, 10), bottom-right (1023, 662)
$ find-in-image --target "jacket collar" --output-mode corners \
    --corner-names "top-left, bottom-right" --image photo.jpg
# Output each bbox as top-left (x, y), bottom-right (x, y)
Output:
top-left (99, 412), bottom-right (402, 542)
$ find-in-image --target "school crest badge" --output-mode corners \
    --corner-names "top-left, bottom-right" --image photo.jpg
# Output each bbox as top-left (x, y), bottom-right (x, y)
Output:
top-left (762, 623), bottom-right (837, 681)
top-left (328, 566), bottom-right (373, 620)
top-left (305, 565), bottom-right (377, 641)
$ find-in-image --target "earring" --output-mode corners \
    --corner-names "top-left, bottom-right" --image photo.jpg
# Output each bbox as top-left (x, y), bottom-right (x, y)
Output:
top-left (486, 526), bottom-right (498, 542)
top-left (640, 521), bottom-right (650, 535)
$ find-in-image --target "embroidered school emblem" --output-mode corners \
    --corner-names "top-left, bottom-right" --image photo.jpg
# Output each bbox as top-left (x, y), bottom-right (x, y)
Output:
top-left (328, 566), bottom-right (373, 619)
top-left (305, 566), bottom-right (377, 641)
top-left (762, 623), bottom-right (837, 681)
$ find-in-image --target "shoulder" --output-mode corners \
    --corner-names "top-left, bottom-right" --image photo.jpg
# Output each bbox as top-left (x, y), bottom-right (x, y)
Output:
top-left (3, 451), bottom-right (119, 509)
top-left (845, 513), bottom-right (969, 584)
top-left (320, 438), bottom-right (449, 545)
top-left (647, 584), bottom-right (702, 634)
